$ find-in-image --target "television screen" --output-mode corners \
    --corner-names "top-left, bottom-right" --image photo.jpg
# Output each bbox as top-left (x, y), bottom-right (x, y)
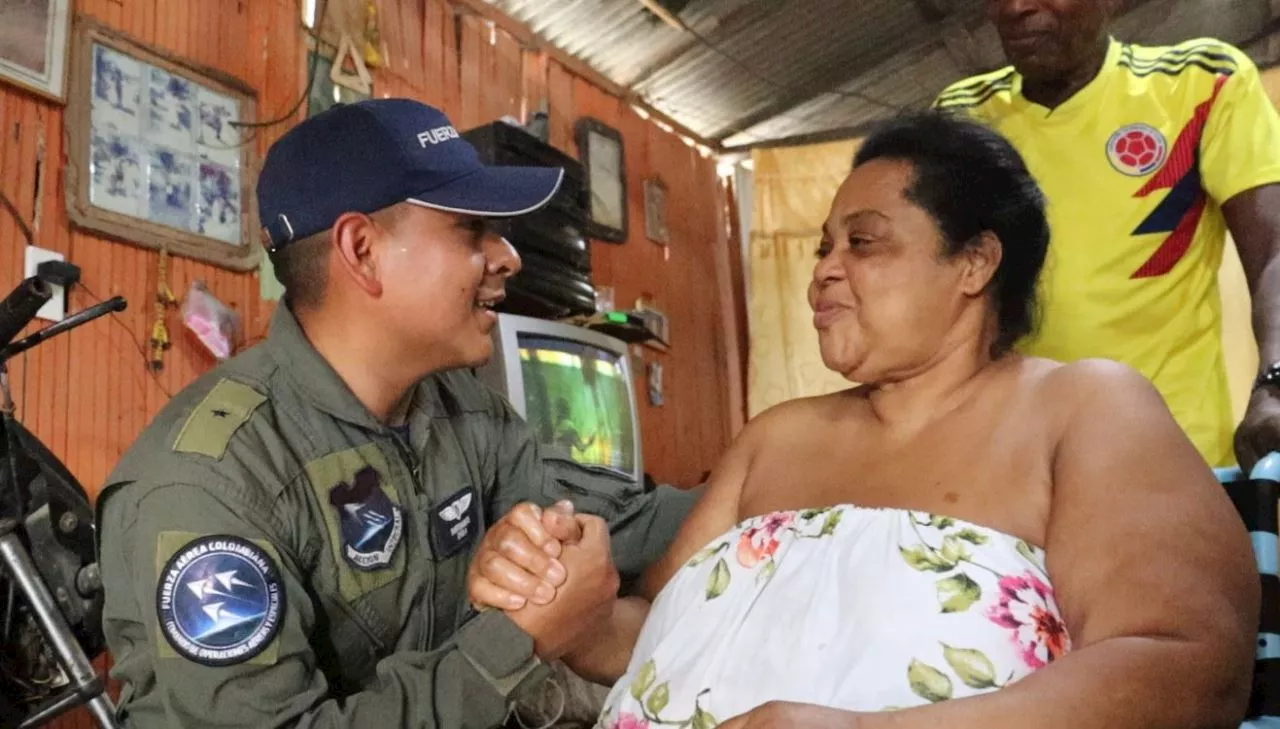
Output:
top-left (517, 334), bottom-right (636, 476)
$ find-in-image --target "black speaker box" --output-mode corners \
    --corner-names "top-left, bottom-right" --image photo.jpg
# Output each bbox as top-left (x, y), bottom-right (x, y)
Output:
top-left (463, 122), bottom-right (597, 318)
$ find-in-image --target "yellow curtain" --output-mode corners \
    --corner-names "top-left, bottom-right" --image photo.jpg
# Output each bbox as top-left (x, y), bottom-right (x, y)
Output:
top-left (748, 69), bottom-right (1280, 422)
top-left (747, 139), bottom-right (861, 415)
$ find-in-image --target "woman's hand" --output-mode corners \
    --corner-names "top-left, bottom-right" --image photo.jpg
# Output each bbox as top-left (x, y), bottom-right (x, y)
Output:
top-left (718, 702), bottom-right (864, 729)
top-left (467, 500), bottom-right (582, 611)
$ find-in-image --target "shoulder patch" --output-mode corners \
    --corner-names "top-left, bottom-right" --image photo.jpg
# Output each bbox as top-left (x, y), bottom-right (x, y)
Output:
top-left (155, 533), bottom-right (285, 666)
top-left (173, 379), bottom-right (267, 459)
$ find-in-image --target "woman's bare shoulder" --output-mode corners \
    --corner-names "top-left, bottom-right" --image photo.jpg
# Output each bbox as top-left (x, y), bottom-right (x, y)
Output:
top-left (1033, 357), bottom-right (1162, 405)
top-left (1017, 357), bottom-right (1178, 463)
top-left (743, 387), bottom-right (870, 436)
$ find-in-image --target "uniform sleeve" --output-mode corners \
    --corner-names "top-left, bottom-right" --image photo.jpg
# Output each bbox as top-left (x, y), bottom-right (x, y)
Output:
top-left (99, 482), bottom-right (544, 729)
top-left (487, 394), bottom-right (697, 582)
top-left (1200, 48), bottom-right (1280, 204)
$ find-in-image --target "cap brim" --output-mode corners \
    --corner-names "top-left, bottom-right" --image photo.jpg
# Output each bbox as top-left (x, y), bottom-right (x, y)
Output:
top-left (406, 166), bottom-right (564, 218)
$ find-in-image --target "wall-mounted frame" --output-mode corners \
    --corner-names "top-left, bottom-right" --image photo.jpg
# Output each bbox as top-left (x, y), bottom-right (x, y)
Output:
top-left (575, 117), bottom-right (628, 243)
top-left (0, 0), bottom-right (72, 104)
top-left (643, 177), bottom-right (668, 245)
top-left (63, 19), bottom-right (260, 271)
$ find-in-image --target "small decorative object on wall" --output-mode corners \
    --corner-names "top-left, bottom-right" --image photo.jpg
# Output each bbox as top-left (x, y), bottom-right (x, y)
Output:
top-left (643, 177), bottom-right (668, 245)
top-left (63, 20), bottom-right (259, 271)
top-left (361, 0), bottom-right (384, 68)
top-left (0, 0), bottom-right (72, 103)
top-left (594, 284), bottom-right (615, 313)
top-left (307, 49), bottom-right (371, 118)
top-left (647, 361), bottom-right (665, 407)
top-left (181, 280), bottom-right (241, 361)
top-left (330, 34), bottom-right (372, 96)
top-left (575, 117), bottom-right (627, 243)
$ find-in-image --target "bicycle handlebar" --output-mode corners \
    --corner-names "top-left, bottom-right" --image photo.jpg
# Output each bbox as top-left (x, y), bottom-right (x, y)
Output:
top-left (0, 278), bottom-right (52, 351)
top-left (0, 296), bottom-right (127, 364)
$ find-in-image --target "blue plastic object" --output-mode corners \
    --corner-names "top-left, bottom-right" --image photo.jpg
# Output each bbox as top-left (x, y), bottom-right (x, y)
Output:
top-left (1214, 452), bottom-right (1280, 485)
top-left (1224, 452), bottom-right (1280, 727)
top-left (1256, 452), bottom-right (1280, 483)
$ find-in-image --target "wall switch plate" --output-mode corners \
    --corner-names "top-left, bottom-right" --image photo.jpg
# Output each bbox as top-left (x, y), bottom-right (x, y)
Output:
top-left (24, 246), bottom-right (65, 322)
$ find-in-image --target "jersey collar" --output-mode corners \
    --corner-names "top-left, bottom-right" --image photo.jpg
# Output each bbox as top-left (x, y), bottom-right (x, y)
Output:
top-left (1011, 36), bottom-right (1121, 121)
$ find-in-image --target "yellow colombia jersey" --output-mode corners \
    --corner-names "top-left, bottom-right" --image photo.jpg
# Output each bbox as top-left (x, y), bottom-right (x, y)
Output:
top-left (935, 37), bottom-right (1280, 466)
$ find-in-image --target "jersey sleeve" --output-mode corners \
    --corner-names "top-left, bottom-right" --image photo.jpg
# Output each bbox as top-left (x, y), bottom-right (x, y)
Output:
top-left (98, 481), bottom-right (544, 728)
top-left (1200, 46), bottom-right (1280, 203)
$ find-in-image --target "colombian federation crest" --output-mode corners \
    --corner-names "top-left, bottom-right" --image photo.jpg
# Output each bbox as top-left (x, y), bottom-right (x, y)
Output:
top-left (1106, 123), bottom-right (1167, 177)
top-left (329, 465), bottom-right (404, 571)
top-left (156, 535), bottom-right (284, 666)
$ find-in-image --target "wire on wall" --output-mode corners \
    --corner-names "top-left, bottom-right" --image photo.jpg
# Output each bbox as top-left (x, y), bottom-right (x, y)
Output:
top-left (0, 191), bottom-right (34, 248)
top-left (228, 0), bottom-right (332, 144)
top-left (76, 282), bottom-right (175, 400)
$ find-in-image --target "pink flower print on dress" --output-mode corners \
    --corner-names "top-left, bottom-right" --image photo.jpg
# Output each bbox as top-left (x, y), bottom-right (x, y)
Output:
top-left (736, 512), bottom-right (794, 568)
top-left (986, 571), bottom-right (1070, 669)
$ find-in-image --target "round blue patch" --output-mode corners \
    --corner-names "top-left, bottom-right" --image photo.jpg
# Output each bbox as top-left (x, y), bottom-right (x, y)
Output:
top-left (156, 534), bottom-right (285, 666)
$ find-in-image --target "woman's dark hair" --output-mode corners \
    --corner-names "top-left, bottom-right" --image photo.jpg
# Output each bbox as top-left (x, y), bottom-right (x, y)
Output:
top-left (853, 110), bottom-right (1050, 356)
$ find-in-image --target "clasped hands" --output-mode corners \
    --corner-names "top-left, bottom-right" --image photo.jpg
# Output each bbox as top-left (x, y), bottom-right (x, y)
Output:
top-left (466, 501), bottom-right (619, 661)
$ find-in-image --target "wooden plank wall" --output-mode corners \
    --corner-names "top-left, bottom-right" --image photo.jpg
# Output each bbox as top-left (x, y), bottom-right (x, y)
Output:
top-left (0, 1), bottom-right (740, 726)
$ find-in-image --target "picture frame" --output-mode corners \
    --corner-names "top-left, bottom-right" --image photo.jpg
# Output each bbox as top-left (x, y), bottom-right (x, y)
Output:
top-left (643, 177), bottom-right (668, 245)
top-left (63, 19), bottom-right (261, 271)
top-left (0, 0), bottom-right (72, 104)
top-left (575, 117), bottom-right (628, 243)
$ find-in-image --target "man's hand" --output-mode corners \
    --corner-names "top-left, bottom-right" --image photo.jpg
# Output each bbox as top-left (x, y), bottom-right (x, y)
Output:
top-left (718, 702), bottom-right (862, 729)
top-left (1234, 387), bottom-right (1280, 471)
top-left (467, 501), bottom-right (583, 610)
top-left (506, 514), bottom-right (620, 660)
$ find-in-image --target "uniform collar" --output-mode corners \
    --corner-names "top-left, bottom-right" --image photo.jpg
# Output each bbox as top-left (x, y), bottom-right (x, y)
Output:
top-left (1011, 35), bottom-right (1121, 120)
top-left (264, 304), bottom-right (439, 432)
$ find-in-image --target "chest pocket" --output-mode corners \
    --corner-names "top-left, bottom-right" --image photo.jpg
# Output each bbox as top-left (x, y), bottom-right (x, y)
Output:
top-left (416, 424), bottom-right (486, 642)
top-left (303, 443), bottom-right (413, 650)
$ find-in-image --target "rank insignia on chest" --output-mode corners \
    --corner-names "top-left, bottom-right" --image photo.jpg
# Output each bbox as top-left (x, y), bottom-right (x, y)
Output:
top-left (328, 465), bottom-right (405, 571)
top-left (432, 486), bottom-right (479, 558)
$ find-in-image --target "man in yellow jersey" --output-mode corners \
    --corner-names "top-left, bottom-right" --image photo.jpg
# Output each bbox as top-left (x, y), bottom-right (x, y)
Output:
top-left (934, 0), bottom-right (1280, 468)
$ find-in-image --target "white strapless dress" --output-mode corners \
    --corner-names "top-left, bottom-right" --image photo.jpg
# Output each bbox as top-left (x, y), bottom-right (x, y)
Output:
top-left (597, 505), bottom-right (1071, 729)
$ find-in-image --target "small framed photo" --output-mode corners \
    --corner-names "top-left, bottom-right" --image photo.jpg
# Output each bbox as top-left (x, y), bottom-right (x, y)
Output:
top-left (0, 0), bottom-right (72, 103)
top-left (62, 19), bottom-right (260, 271)
top-left (575, 117), bottom-right (628, 243)
top-left (643, 177), bottom-right (668, 245)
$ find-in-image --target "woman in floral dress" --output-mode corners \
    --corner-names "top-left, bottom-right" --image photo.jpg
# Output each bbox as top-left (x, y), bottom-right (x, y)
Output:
top-left (472, 111), bottom-right (1259, 729)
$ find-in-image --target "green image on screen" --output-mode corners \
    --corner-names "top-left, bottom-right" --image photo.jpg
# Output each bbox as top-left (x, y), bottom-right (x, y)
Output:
top-left (518, 334), bottom-right (635, 475)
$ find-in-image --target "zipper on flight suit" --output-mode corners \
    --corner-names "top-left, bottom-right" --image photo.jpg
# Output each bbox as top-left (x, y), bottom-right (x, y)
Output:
top-left (388, 427), bottom-right (434, 652)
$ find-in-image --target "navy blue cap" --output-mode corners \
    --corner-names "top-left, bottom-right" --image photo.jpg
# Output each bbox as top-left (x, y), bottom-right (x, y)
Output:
top-left (257, 99), bottom-right (564, 252)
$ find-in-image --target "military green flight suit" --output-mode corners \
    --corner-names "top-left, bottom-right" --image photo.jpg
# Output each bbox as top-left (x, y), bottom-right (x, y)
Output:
top-left (96, 304), bottom-right (697, 728)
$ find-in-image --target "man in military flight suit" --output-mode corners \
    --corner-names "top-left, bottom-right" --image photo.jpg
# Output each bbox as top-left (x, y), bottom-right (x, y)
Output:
top-left (96, 98), bottom-right (696, 728)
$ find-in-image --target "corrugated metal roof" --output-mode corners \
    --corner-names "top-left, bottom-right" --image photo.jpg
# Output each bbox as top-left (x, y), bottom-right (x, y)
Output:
top-left (484, 0), bottom-right (1279, 149)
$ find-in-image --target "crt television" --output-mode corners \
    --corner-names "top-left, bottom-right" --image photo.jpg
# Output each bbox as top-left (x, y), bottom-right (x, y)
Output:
top-left (475, 313), bottom-right (644, 485)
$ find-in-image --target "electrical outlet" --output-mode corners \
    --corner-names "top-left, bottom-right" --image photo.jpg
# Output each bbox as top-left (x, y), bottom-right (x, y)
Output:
top-left (24, 246), bottom-right (65, 322)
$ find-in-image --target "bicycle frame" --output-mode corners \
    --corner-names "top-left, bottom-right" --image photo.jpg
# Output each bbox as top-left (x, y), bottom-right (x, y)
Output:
top-left (0, 283), bottom-right (125, 729)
